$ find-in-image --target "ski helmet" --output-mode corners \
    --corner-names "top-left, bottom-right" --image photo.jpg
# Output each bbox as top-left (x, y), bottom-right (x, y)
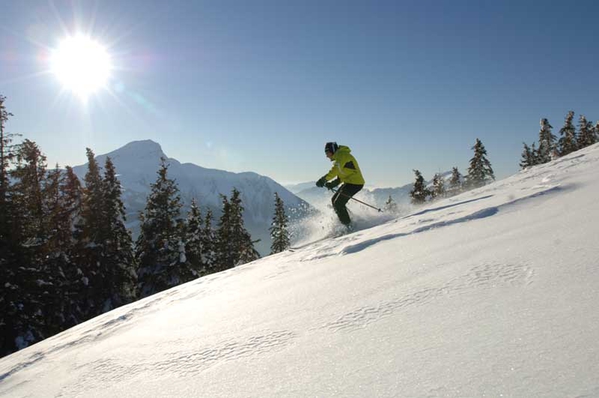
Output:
top-left (324, 142), bottom-right (339, 154)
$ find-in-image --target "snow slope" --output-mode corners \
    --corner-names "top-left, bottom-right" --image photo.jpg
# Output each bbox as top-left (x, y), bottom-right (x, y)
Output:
top-left (2, 144), bottom-right (599, 397)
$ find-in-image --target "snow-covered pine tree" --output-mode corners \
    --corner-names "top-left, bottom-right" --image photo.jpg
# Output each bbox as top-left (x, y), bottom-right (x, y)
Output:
top-left (184, 198), bottom-right (205, 276)
top-left (57, 166), bottom-right (86, 328)
top-left (44, 166), bottom-right (65, 254)
top-left (466, 138), bottom-right (495, 189)
top-left (7, 139), bottom-right (50, 350)
top-left (519, 142), bottom-right (537, 169)
top-left (269, 192), bottom-right (290, 254)
top-left (383, 195), bottom-right (399, 213)
top-left (62, 166), bottom-right (83, 231)
top-left (431, 173), bottom-right (446, 200)
top-left (0, 96), bottom-right (24, 356)
top-left (11, 140), bottom-right (48, 245)
top-left (537, 118), bottom-right (556, 164)
top-left (100, 157), bottom-right (136, 311)
top-left (410, 170), bottom-right (429, 204)
top-left (531, 143), bottom-right (540, 164)
top-left (0, 95), bottom-right (16, 226)
top-left (136, 157), bottom-right (192, 298)
top-left (76, 148), bottom-right (106, 318)
top-left (215, 194), bottom-right (233, 271)
top-left (228, 188), bottom-right (260, 266)
top-left (577, 115), bottom-right (596, 149)
top-left (39, 165), bottom-right (73, 337)
top-left (448, 167), bottom-right (463, 196)
top-left (201, 209), bottom-right (218, 274)
top-left (558, 111), bottom-right (578, 156)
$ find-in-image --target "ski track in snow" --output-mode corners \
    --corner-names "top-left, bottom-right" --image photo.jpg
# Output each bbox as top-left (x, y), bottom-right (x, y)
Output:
top-left (319, 260), bottom-right (534, 333)
top-left (60, 330), bottom-right (298, 397)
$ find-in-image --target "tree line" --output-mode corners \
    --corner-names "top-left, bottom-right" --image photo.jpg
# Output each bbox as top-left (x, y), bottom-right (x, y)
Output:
top-left (0, 95), bottom-right (291, 357)
top-left (520, 111), bottom-right (598, 169)
top-left (409, 138), bottom-right (495, 204)
top-left (407, 110), bottom-right (598, 206)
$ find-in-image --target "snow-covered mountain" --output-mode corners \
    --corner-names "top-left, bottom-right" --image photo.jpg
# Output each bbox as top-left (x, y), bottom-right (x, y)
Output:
top-left (3, 144), bottom-right (599, 397)
top-left (284, 181), bottom-right (316, 194)
top-left (72, 140), bottom-right (311, 255)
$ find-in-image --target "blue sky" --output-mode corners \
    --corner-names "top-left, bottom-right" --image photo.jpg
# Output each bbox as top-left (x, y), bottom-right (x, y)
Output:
top-left (1, 0), bottom-right (598, 187)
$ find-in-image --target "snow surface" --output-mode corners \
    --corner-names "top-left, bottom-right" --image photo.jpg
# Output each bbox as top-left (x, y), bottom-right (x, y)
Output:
top-left (2, 144), bottom-right (599, 397)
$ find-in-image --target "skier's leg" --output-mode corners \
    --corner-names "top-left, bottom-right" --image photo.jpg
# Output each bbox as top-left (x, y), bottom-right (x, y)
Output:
top-left (332, 184), bottom-right (364, 225)
top-left (332, 186), bottom-right (352, 225)
top-left (330, 189), bottom-right (341, 208)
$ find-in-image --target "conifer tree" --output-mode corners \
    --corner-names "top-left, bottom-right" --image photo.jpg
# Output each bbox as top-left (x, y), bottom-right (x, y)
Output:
top-left (62, 166), bottom-right (84, 229)
top-left (39, 165), bottom-right (72, 336)
top-left (100, 157), bottom-right (136, 310)
top-left (0, 95), bottom-right (16, 225)
top-left (57, 166), bottom-right (86, 327)
top-left (231, 189), bottom-right (260, 264)
top-left (269, 192), bottom-right (290, 254)
top-left (217, 189), bottom-right (260, 269)
top-left (136, 158), bottom-right (191, 298)
top-left (448, 167), bottom-right (463, 196)
top-left (11, 139), bottom-right (48, 245)
top-left (577, 115), bottom-right (596, 148)
top-left (76, 148), bottom-right (105, 317)
top-left (558, 111), bottom-right (578, 156)
top-left (0, 96), bottom-right (23, 355)
top-left (537, 118), bottom-right (556, 164)
top-left (519, 142), bottom-right (537, 169)
top-left (466, 139), bottom-right (495, 189)
top-left (44, 166), bottom-right (65, 253)
top-left (201, 209), bottom-right (218, 274)
top-left (215, 194), bottom-right (233, 271)
top-left (410, 170), bottom-right (429, 204)
top-left (7, 140), bottom-right (51, 350)
top-left (383, 195), bottom-right (399, 213)
top-left (229, 189), bottom-right (260, 265)
top-left (36, 164), bottom-right (85, 337)
top-left (431, 173), bottom-right (446, 200)
top-left (184, 198), bottom-right (205, 276)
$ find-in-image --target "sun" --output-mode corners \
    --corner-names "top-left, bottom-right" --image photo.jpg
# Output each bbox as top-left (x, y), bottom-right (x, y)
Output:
top-left (50, 35), bottom-right (112, 99)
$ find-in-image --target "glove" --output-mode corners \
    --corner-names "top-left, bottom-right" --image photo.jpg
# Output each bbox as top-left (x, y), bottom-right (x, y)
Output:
top-left (325, 178), bottom-right (341, 190)
top-left (316, 177), bottom-right (326, 188)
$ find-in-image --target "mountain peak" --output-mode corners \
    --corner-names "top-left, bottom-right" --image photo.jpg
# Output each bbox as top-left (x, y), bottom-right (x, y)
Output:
top-left (115, 140), bottom-right (164, 155)
top-left (103, 140), bottom-right (167, 163)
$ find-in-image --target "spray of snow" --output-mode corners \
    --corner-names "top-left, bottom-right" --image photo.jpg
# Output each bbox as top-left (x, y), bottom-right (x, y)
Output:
top-left (289, 189), bottom-right (404, 246)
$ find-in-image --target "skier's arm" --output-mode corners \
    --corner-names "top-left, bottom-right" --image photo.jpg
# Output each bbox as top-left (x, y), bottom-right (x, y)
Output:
top-left (324, 164), bottom-right (339, 181)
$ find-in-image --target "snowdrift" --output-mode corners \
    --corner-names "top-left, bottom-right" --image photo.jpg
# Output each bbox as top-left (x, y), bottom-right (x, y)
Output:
top-left (1, 144), bottom-right (599, 397)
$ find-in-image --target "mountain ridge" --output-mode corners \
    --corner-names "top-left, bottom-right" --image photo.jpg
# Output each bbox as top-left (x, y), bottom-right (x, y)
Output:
top-left (72, 140), bottom-right (311, 255)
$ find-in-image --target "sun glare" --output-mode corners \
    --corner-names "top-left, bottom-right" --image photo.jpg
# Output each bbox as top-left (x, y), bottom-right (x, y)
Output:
top-left (51, 35), bottom-right (112, 99)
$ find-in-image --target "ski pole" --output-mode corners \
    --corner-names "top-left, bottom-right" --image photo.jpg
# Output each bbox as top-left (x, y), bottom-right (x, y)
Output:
top-left (330, 187), bottom-right (382, 212)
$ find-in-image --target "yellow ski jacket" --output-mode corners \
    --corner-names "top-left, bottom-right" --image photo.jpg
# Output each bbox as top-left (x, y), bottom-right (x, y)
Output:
top-left (324, 145), bottom-right (365, 185)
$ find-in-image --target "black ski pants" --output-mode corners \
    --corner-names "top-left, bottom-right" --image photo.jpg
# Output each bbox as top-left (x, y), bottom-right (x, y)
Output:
top-left (331, 183), bottom-right (364, 225)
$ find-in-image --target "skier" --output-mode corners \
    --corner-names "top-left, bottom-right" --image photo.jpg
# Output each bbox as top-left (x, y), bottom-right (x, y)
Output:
top-left (316, 142), bottom-right (365, 228)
